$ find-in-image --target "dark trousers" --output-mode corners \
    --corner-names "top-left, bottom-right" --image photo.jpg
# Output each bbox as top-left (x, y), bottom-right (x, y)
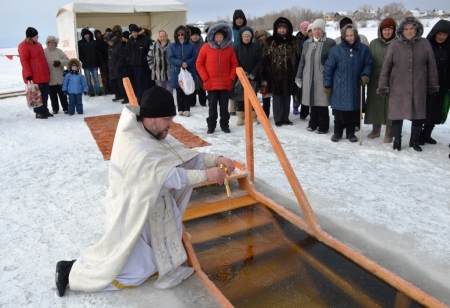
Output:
top-left (133, 66), bottom-right (149, 99)
top-left (49, 84), bottom-right (68, 112)
top-left (197, 87), bottom-right (207, 106)
top-left (309, 106), bottom-right (330, 131)
top-left (176, 88), bottom-right (195, 112)
top-left (99, 65), bottom-right (112, 93)
top-left (110, 78), bottom-right (128, 101)
top-left (272, 94), bottom-right (290, 122)
top-left (262, 96), bottom-right (271, 118)
top-left (335, 119), bottom-right (355, 136)
top-left (34, 83), bottom-right (50, 114)
top-left (207, 90), bottom-right (230, 130)
top-left (299, 104), bottom-right (309, 118)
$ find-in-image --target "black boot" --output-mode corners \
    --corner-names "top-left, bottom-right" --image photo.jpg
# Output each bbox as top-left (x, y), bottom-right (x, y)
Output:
top-left (55, 260), bottom-right (76, 297)
top-left (392, 124), bottom-right (402, 151)
top-left (331, 120), bottom-right (343, 142)
top-left (409, 126), bottom-right (422, 152)
top-left (422, 124), bottom-right (437, 144)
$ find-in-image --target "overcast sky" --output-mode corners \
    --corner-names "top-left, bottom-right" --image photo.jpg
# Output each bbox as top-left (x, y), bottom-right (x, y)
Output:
top-left (1, 0), bottom-right (448, 48)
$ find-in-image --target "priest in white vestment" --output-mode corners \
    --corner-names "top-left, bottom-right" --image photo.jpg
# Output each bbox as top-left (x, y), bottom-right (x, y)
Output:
top-left (55, 86), bottom-right (235, 297)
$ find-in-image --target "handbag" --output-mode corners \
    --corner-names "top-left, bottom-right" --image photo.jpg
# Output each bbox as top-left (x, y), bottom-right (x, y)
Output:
top-left (25, 81), bottom-right (43, 108)
top-left (230, 78), bottom-right (258, 101)
top-left (178, 68), bottom-right (195, 95)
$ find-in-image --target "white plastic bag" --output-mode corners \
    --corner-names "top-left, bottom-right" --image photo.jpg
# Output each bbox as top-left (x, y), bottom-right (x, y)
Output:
top-left (178, 68), bottom-right (195, 95)
top-left (25, 81), bottom-right (43, 108)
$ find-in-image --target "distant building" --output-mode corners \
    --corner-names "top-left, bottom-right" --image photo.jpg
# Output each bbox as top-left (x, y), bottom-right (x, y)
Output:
top-left (404, 10), bottom-right (425, 17)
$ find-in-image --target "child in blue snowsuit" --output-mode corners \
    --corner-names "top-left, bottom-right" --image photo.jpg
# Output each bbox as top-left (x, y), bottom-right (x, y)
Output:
top-left (62, 58), bottom-right (88, 115)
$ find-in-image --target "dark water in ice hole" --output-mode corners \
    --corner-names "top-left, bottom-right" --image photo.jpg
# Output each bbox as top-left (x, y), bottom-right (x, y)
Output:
top-left (184, 204), bottom-right (423, 308)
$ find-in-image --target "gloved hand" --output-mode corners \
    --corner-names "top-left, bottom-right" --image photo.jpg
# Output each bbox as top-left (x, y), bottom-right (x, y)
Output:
top-left (361, 75), bottom-right (370, 86)
top-left (26, 76), bottom-right (32, 81)
top-left (53, 60), bottom-right (61, 67)
top-left (324, 87), bottom-right (332, 95)
top-left (63, 91), bottom-right (68, 95)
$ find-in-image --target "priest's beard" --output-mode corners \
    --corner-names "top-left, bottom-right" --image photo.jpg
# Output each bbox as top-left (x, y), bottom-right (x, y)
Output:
top-left (149, 124), bottom-right (168, 140)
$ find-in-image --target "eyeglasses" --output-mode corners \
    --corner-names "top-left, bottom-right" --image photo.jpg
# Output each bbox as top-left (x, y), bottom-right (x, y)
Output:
top-left (177, 33), bottom-right (185, 36)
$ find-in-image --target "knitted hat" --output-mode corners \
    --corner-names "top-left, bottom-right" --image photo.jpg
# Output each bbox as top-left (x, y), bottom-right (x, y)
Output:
top-left (241, 30), bottom-right (252, 37)
top-left (255, 29), bottom-right (266, 38)
top-left (26, 27), bottom-right (38, 38)
top-left (307, 24), bottom-right (313, 32)
top-left (103, 33), bottom-right (117, 42)
top-left (190, 26), bottom-right (201, 36)
top-left (381, 19), bottom-right (396, 30)
top-left (299, 21), bottom-right (310, 32)
top-left (129, 24), bottom-right (141, 33)
top-left (311, 19), bottom-right (326, 31)
top-left (130, 87), bottom-right (176, 118)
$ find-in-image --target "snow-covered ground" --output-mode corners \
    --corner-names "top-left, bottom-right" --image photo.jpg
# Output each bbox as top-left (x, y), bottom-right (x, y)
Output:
top-left (1, 20), bottom-right (449, 306)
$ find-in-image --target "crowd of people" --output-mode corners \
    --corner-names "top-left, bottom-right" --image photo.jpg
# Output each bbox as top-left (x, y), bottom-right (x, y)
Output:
top-left (18, 12), bottom-right (450, 156)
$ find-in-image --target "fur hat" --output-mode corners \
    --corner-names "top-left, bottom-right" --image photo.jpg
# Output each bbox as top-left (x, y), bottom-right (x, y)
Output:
top-left (311, 19), bottom-right (326, 32)
top-left (122, 31), bottom-right (130, 39)
top-left (299, 21), bottom-right (310, 32)
top-left (26, 27), bottom-right (38, 38)
top-left (129, 87), bottom-right (176, 118)
top-left (112, 25), bottom-right (122, 35)
top-left (67, 58), bottom-right (82, 70)
top-left (46, 36), bottom-right (59, 46)
top-left (189, 26), bottom-right (201, 36)
top-left (103, 33), bottom-right (117, 42)
top-left (129, 24), bottom-right (141, 33)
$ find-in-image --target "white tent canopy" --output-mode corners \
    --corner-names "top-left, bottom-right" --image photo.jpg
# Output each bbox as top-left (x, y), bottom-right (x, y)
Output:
top-left (56, 0), bottom-right (188, 59)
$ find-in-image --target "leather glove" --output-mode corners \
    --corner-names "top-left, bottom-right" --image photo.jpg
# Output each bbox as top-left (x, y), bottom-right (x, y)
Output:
top-left (26, 76), bottom-right (32, 81)
top-left (324, 87), bottom-right (332, 95)
top-left (53, 60), bottom-right (61, 67)
top-left (361, 75), bottom-right (370, 86)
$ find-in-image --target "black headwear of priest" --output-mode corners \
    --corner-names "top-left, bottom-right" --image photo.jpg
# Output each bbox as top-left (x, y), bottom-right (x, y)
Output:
top-left (130, 87), bottom-right (176, 118)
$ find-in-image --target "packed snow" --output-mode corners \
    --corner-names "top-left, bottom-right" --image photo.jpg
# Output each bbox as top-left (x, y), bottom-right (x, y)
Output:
top-left (0, 21), bottom-right (449, 306)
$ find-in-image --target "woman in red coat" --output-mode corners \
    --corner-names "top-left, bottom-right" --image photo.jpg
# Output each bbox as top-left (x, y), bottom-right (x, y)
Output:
top-left (18, 27), bottom-right (51, 119)
top-left (196, 22), bottom-right (238, 134)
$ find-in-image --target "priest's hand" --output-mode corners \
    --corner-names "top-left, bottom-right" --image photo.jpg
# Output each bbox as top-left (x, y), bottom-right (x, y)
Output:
top-left (206, 167), bottom-right (225, 185)
top-left (217, 157), bottom-right (235, 175)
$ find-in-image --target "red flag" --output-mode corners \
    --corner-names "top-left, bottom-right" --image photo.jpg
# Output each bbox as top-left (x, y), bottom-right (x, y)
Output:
top-left (5, 55), bottom-right (13, 60)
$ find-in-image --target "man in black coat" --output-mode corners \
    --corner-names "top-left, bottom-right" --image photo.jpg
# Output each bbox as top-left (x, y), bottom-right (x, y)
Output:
top-left (104, 33), bottom-right (128, 104)
top-left (125, 24), bottom-right (151, 102)
top-left (78, 28), bottom-right (103, 96)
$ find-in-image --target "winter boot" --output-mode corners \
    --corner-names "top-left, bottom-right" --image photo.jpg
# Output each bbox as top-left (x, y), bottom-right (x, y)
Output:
top-left (392, 123), bottom-right (402, 151)
top-left (384, 125), bottom-right (393, 143)
top-left (367, 124), bottom-right (381, 139)
top-left (229, 100), bottom-right (236, 116)
top-left (236, 111), bottom-right (245, 126)
top-left (35, 113), bottom-right (48, 119)
top-left (55, 260), bottom-right (76, 297)
top-left (422, 124), bottom-right (437, 144)
top-left (331, 120), bottom-right (344, 142)
top-left (252, 111), bottom-right (259, 124)
top-left (409, 126), bottom-right (422, 151)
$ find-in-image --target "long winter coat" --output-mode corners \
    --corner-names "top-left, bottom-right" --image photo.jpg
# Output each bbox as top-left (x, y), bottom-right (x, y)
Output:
top-left (191, 39), bottom-right (205, 88)
top-left (324, 29), bottom-right (373, 111)
top-left (168, 26), bottom-right (197, 89)
top-left (262, 17), bottom-right (301, 96)
top-left (196, 22), bottom-right (238, 91)
top-left (364, 18), bottom-right (398, 125)
top-left (425, 20), bottom-right (450, 125)
top-left (378, 17), bottom-right (439, 120)
top-left (18, 39), bottom-right (50, 84)
top-left (107, 42), bottom-right (127, 80)
top-left (78, 29), bottom-right (98, 69)
top-left (126, 33), bottom-right (151, 68)
top-left (148, 39), bottom-right (171, 81)
top-left (44, 44), bottom-right (69, 86)
top-left (296, 33), bottom-right (336, 107)
top-left (233, 27), bottom-right (262, 81)
top-left (62, 58), bottom-right (88, 94)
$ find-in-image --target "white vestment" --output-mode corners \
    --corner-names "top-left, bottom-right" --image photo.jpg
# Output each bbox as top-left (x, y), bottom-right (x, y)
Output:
top-left (69, 106), bottom-right (219, 292)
